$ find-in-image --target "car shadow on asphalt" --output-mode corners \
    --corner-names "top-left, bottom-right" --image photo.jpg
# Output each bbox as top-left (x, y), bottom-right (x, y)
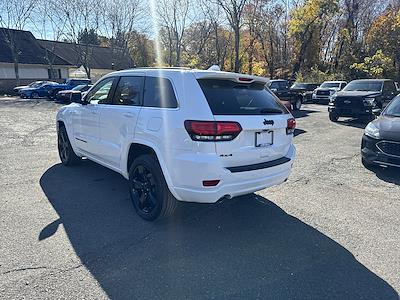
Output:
top-left (292, 109), bottom-right (318, 119)
top-left (369, 166), bottom-right (400, 185)
top-left (294, 128), bottom-right (307, 137)
top-left (39, 161), bottom-right (398, 299)
top-left (336, 118), bottom-right (370, 129)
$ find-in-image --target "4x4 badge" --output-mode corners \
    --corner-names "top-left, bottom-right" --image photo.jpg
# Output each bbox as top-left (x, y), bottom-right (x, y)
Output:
top-left (263, 119), bottom-right (274, 126)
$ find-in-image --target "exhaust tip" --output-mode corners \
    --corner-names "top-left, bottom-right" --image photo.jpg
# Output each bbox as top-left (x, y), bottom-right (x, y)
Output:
top-left (217, 195), bottom-right (231, 204)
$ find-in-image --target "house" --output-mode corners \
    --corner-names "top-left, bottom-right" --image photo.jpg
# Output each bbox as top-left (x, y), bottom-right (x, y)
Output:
top-left (0, 28), bottom-right (72, 93)
top-left (0, 28), bottom-right (134, 93)
top-left (38, 40), bottom-right (134, 82)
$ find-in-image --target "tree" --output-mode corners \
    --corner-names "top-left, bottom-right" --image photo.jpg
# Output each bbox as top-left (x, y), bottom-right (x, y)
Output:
top-left (33, 0), bottom-right (68, 79)
top-left (365, 7), bottom-right (400, 80)
top-left (250, 0), bottom-right (287, 78)
top-left (101, 0), bottom-right (143, 66)
top-left (289, 0), bottom-right (338, 77)
top-left (215, 0), bottom-right (249, 72)
top-left (350, 49), bottom-right (394, 78)
top-left (78, 28), bottom-right (100, 45)
top-left (0, 0), bottom-right (38, 84)
top-left (50, 0), bottom-right (102, 78)
top-left (158, 0), bottom-right (190, 66)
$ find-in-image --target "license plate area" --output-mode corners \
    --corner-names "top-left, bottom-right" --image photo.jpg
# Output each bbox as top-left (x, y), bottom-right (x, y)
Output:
top-left (255, 130), bottom-right (273, 147)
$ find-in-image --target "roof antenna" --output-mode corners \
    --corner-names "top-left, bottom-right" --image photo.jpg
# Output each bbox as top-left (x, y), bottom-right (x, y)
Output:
top-left (208, 65), bottom-right (221, 71)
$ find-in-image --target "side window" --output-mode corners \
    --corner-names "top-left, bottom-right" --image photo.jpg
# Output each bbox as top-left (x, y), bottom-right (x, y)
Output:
top-left (385, 81), bottom-right (397, 94)
top-left (278, 82), bottom-right (287, 90)
top-left (269, 82), bottom-right (278, 90)
top-left (143, 77), bottom-right (178, 108)
top-left (86, 77), bottom-right (115, 104)
top-left (113, 76), bottom-right (144, 106)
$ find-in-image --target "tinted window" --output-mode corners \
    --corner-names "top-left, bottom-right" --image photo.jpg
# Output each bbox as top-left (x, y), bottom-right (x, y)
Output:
top-left (384, 81), bottom-right (397, 94)
top-left (292, 83), bottom-right (306, 89)
top-left (72, 85), bottom-right (85, 91)
top-left (269, 82), bottom-right (279, 89)
top-left (113, 76), bottom-right (144, 106)
top-left (143, 77), bottom-right (178, 108)
top-left (292, 83), bottom-right (318, 90)
top-left (86, 78), bottom-right (115, 104)
top-left (198, 79), bottom-right (287, 115)
top-left (279, 81), bottom-right (289, 89)
top-left (69, 79), bottom-right (91, 85)
top-left (384, 96), bottom-right (400, 117)
top-left (343, 81), bottom-right (383, 92)
top-left (320, 82), bottom-right (340, 88)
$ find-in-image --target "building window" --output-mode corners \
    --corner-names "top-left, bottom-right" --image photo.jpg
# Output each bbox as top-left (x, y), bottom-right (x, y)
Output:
top-left (48, 69), bottom-right (61, 79)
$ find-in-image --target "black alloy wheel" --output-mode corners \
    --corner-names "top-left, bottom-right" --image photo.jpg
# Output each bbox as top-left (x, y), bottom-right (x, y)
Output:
top-left (58, 126), bottom-right (81, 166)
top-left (129, 155), bottom-right (177, 221)
top-left (131, 165), bottom-right (159, 214)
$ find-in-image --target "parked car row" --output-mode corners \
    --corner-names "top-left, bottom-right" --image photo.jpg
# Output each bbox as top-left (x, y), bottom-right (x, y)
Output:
top-left (268, 77), bottom-right (400, 171)
top-left (268, 80), bottom-right (332, 110)
top-left (16, 79), bottom-right (92, 103)
top-left (12, 66), bottom-right (391, 222)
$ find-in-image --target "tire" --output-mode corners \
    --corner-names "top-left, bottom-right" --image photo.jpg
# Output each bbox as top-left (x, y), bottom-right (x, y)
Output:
top-left (129, 154), bottom-right (177, 221)
top-left (58, 126), bottom-right (81, 166)
top-left (329, 112), bottom-right (339, 122)
top-left (31, 92), bottom-right (39, 99)
top-left (293, 97), bottom-right (302, 111)
top-left (52, 89), bottom-right (62, 100)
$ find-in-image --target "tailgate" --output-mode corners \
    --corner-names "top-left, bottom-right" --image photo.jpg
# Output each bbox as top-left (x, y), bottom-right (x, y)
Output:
top-left (214, 115), bottom-right (292, 168)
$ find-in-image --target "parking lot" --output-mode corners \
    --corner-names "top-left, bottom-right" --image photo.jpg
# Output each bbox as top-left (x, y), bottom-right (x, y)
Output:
top-left (0, 96), bottom-right (398, 299)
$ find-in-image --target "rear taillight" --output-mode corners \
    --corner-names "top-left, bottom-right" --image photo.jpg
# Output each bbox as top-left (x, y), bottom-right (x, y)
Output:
top-left (184, 120), bottom-right (242, 141)
top-left (286, 118), bottom-right (296, 135)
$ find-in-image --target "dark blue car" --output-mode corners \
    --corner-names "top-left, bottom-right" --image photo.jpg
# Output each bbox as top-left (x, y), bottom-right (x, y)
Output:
top-left (20, 82), bottom-right (59, 99)
top-left (48, 79), bottom-right (92, 99)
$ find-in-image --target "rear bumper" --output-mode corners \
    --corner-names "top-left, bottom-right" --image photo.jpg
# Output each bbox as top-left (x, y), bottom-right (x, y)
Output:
top-left (361, 135), bottom-right (400, 167)
top-left (169, 145), bottom-right (296, 203)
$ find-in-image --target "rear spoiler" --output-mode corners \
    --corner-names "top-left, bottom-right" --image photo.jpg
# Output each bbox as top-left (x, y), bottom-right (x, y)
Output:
top-left (193, 71), bottom-right (269, 85)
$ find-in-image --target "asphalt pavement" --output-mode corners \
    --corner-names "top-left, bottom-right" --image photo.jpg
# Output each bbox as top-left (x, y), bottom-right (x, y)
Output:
top-left (0, 97), bottom-right (398, 299)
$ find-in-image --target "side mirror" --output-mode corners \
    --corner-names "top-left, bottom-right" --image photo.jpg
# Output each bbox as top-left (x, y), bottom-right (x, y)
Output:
top-left (70, 91), bottom-right (85, 104)
top-left (372, 108), bottom-right (382, 116)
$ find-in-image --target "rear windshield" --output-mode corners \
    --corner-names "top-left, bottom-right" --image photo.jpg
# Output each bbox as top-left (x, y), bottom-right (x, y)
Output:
top-left (198, 79), bottom-right (287, 115)
top-left (291, 83), bottom-right (318, 90)
top-left (320, 82), bottom-right (340, 88)
top-left (343, 81), bottom-right (383, 92)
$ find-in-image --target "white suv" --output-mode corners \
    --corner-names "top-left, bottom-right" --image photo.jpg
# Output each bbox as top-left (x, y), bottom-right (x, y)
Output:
top-left (56, 68), bottom-right (296, 220)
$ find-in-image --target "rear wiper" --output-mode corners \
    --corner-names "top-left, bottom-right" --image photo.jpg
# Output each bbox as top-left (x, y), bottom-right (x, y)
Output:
top-left (259, 108), bottom-right (283, 114)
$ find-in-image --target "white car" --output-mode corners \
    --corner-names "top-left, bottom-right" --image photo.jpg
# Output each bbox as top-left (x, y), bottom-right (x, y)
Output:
top-left (56, 68), bottom-right (296, 220)
top-left (312, 81), bottom-right (347, 103)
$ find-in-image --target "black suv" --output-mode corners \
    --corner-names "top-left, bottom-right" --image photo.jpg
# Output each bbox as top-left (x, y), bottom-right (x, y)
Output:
top-left (268, 80), bottom-right (304, 111)
top-left (328, 79), bottom-right (398, 122)
top-left (290, 82), bottom-right (320, 103)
